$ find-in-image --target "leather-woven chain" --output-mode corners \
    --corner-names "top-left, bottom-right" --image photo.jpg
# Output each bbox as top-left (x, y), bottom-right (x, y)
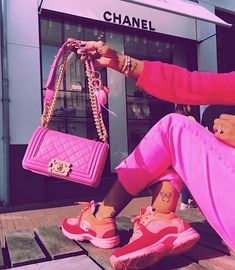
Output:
top-left (41, 42), bottom-right (108, 143)
top-left (84, 59), bottom-right (108, 143)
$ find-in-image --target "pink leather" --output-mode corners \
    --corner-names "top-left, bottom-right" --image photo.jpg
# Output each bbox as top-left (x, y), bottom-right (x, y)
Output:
top-left (22, 127), bottom-right (109, 187)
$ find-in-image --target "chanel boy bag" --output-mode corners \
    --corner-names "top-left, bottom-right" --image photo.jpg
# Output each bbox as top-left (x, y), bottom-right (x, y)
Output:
top-left (22, 39), bottom-right (109, 187)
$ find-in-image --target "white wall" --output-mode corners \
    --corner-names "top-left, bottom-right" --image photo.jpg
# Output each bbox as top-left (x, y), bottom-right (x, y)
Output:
top-left (7, 0), bottom-right (41, 144)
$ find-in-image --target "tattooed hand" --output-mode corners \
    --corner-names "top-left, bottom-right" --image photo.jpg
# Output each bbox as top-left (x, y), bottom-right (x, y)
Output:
top-left (74, 40), bottom-right (118, 68)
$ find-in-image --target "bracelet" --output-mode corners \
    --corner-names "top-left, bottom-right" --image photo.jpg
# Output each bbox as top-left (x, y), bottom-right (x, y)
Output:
top-left (121, 55), bottom-right (132, 77)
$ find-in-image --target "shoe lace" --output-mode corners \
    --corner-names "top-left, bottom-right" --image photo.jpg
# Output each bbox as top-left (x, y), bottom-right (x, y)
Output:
top-left (129, 206), bottom-right (155, 242)
top-left (75, 200), bottom-right (98, 223)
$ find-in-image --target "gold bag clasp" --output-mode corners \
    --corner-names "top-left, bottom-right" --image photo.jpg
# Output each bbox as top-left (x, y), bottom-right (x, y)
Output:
top-left (48, 159), bottom-right (71, 176)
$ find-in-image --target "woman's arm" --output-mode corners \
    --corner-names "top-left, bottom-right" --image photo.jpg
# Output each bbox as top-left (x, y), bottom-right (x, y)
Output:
top-left (78, 40), bottom-right (235, 105)
top-left (136, 61), bottom-right (235, 105)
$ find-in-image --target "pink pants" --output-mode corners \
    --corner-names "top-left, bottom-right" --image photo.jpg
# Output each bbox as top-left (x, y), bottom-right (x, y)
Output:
top-left (116, 113), bottom-right (235, 251)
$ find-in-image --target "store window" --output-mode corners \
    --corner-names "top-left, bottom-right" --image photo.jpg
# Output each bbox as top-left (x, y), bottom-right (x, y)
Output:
top-left (40, 18), bottom-right (107, 141)
top-left (122, 32), bottom-right (197, 152)
top-left (40, 15), bottom-right (197, 170)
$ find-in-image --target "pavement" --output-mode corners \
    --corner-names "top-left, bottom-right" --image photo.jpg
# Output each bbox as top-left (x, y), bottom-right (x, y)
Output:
top-left (0, 196), bottom-right (152, 248)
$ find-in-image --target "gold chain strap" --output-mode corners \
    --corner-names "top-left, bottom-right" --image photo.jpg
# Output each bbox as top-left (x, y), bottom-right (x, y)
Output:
top-left (41, 49), bottom-right (70, 128)
top-left (84, 60), bottom-right (108, 143)
top-left (41, 43), bottom-right (108, 143)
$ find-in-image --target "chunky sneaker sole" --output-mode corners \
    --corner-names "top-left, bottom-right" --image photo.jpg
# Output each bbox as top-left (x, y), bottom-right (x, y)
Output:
top-left (61, 224), bottom-right (120, 249)
top-left (110, 227), bottom-right (199, 270)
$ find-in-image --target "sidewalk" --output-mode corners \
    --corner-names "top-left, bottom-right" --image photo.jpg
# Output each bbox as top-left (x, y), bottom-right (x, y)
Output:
top-left (0, 196), bottom-right (152, 248)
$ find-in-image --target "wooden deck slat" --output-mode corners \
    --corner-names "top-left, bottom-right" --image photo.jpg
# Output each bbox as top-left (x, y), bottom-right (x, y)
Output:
top-left (176, 262), bottom-right (209, 270)
top-left (179, 209), bottom-right (235, 262)
top-left (77, 228), bottom-right (133, 270)
top-left (77, 241), bottom-right (114, 270)
top-left (5, 230), bottom-right (47, 268)
top-left (191, 221), bottom-right (218, 237)
top-left (152, 255), bottom-right (202, 270)
top-left (35, 226), bottom-right (84, 259)
top-left (77, 216), bottom-right (134, 270)
top-left (185, 242), bottom-right (225, 261)
top-left (3, 207), bottom-right (235, 270)
top-left (199, 254), bottom-right (235, 270)
top-left (185, 243), bottom-right (235, 270)
top-left (198, 230), bottom-right (231, 255)
top-left (14, 255), bottom-right (103, 270)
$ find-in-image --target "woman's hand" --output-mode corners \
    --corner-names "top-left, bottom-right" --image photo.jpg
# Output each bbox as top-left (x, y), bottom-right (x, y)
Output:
top-left (213, 114), bottom-right (235, 147)
top-left (76, 40), bottom-right (117, 68)
top-left (68, 39), bottom-right (143, 78)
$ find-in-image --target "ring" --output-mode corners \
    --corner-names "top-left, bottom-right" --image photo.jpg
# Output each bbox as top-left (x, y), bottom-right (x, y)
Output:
top-left (217, 124), bottom-right (223, 134)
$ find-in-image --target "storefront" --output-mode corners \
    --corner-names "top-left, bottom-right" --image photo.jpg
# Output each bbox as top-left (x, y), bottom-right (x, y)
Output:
top-left (1, 0), bottom-right (234, 206)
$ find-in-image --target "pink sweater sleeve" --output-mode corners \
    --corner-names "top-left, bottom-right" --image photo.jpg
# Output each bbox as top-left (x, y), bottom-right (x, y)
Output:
top-left (136, 61), bottom-right (235, 105)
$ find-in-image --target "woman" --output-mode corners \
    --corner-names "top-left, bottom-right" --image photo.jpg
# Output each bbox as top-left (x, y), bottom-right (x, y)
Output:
top-left (62, 40), bottom-right (235, 270)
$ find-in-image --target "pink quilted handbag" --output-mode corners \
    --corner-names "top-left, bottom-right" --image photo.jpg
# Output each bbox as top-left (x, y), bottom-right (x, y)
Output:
top-left (22, 40), bottom-right (109, 187)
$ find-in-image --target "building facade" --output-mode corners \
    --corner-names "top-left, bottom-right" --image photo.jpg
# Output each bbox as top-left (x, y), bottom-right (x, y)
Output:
top-left (1, 0), bottom-right (235, 206)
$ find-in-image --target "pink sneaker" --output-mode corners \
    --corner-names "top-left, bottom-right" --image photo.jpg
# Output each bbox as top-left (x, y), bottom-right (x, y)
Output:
top-left (61, 201), bottom-right (120, 249)
top-left (110, 207), bottom-right (200, 270)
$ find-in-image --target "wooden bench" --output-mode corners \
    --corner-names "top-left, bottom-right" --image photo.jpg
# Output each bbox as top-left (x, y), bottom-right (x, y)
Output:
top-left (0, 208), bottom-right (234, 270)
